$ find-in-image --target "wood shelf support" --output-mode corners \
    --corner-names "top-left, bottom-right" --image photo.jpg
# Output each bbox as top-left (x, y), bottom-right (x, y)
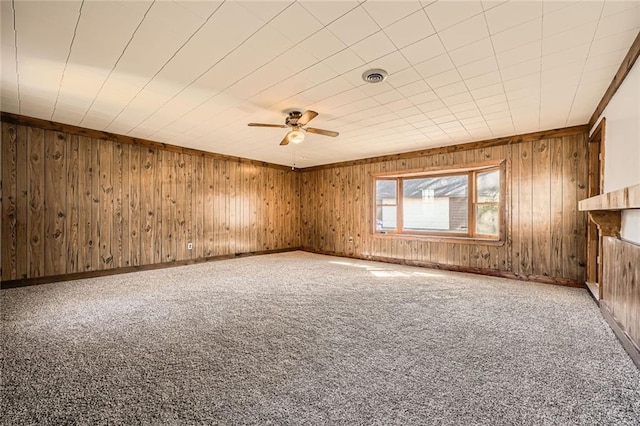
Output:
top-left (588, 211), bottom-right (621, 238)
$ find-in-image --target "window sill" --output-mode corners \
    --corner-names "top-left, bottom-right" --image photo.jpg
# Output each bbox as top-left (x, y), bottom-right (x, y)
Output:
top-left (372, 232), bottom-right (505, 246)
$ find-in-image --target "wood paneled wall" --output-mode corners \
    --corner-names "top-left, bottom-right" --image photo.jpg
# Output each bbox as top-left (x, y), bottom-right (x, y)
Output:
top-left (1, 121), bottom-right (300, 282)
top-left (300, 132), bottom-right (589, 284)
top-left (602, 237), bottom-right (640, 350)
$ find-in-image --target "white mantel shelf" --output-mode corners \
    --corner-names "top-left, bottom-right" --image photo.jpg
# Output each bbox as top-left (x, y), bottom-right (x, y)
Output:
top-left (579, 183), bottom-right (640, 211)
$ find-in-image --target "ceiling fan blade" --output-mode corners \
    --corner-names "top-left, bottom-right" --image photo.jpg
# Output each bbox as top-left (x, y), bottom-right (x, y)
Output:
top-left (279, 134), bottom-right (290, 146)
top-left (297, 110), bottom-right (318, 126)
top-left (248, 123), bottom-right (288, 128)
top-left (305, 127), bottom-right (339, 137)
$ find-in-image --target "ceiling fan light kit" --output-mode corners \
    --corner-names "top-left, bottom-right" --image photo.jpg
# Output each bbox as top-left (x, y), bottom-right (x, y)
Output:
top-left (248, 110), bottom-right (339, 146)
top-left (287, 130), bottom-right (305, 144)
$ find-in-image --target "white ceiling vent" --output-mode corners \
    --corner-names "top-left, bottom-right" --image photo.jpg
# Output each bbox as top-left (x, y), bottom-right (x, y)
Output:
top-left (362, 69), bottom-right (388, 84)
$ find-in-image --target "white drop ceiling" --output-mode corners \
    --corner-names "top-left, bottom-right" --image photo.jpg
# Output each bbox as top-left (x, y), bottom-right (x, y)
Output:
top-left (1, 1), bottom-right (639, 167)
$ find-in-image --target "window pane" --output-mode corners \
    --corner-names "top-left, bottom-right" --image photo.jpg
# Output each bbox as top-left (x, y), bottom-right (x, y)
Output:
top-left (376, 180), bottom-right (396, 205)
top-left (376, 206), bottom-right (397, 230)
top-left (402, 176), bottom-right (468, 232)
top-left (476, 204), bottom-right (498, 235)
top-left (477, 170), bottom-right (500, 202)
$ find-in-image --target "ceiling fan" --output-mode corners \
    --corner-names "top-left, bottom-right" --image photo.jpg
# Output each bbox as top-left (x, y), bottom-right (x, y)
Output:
top-left (248, 110), bottom-right (339, 146)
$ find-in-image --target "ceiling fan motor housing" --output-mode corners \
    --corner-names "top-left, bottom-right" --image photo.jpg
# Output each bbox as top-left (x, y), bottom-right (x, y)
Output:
top-left (286, 111), bottom-right (303, 127)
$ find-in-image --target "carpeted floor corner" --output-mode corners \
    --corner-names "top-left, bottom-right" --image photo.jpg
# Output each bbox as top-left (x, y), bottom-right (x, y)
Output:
top-left (2, 251), bottom-right (639, 425)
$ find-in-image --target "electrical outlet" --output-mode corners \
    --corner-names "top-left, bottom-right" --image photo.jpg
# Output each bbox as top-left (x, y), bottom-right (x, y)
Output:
top-left (187, 242), bottom-right (193, 250)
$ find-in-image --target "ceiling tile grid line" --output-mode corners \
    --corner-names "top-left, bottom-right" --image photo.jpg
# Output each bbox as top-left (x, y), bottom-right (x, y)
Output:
top-left (2, 0), bottom-right (640, 167)
top-left (50, 0), bottom-right (84, 120)
top-left (108, 0), bottom-right (236, 134)
top-left (421, 7), bottom-right (508, 140)
top-left (6, 0), bottom-right (21, 112)
top-left (76, 0), bottom-right (155, 128)
top-left (141, 1), bottom-right (362, 140)
top-left (564, 2), bottom-right (605, 127)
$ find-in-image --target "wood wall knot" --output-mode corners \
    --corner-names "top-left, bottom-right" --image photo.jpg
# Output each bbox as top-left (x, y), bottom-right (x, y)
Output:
top-left (52, 151), bottom-right (62, 160)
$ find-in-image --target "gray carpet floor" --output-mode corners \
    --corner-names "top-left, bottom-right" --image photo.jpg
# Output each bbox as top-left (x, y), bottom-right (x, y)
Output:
top-left (2, 251), bottom-right (639, 425)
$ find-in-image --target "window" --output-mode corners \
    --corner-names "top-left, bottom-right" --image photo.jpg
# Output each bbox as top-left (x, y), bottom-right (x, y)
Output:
top-left (374, 162), bottom-right (503, 240)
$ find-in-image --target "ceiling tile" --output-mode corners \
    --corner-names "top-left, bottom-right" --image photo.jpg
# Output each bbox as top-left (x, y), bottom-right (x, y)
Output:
top-left (14, 0), bottom-right (84, 116)
top-left (327, 6), bottom-right (380, 46)
top-left (364, 50), bottom-right (412, 75)
top-left (503, 74), bottom-right (541, 94)
top-left (323, 49), bottom-right (365, 74)
top-left (383, 10), bottom-right (435, 49)
top-left (299, 1), bottom-right (359, 26)
top-left (53, 1), bottom-right (157, 122)
top-left (237, 1), bottom-right (291, 22)
top-left (243, 26), bottom-right (295, 62)
top-left (584, 49), bottom-right (627, 76)
top-left (362, 1), bottom-right (423, 28)
top-left (491, 18), bottom-right (542, 54)
top-left (4, 0), bottom-right (636, 167)
top-left (457, 56), bottom-right (499, 79)
top-left (500, 58), bottom-right (541, 82)
top-left (172, 0), bottom-right (224, 18)
top-left (595, 5), bottom-right (640, 39)
top-left (426, 69), bottom-right (462, 89)
top-left (351, 31), bottom-right (397, 63)
top-left (542, 22), bottom-right (597, 56)
top-left (449, 38), bottom-right (495, 67)
top-left (406, 90), bottom-right (439, 105)
top-left (414, 53), bottom-right (455, 78)
top-left (442, 92), bottom-right (474, 107)
top-left (602, 1), bottom-right (640, 17)
top-left (374, 88), bottom-right (405, 104)
top-left (417, 99), bottom-right (445, 113)
top-left (484, 1), bottom-right (542, 35)
top-left (449, 101), bottom-right (478, 114)
top-left (470, 83), bottom-right (504, 100)
top-left (465, 71), bottom-right (502, 91)
top-left (277, 47), bottom-right (319, 74)
top-left (385, 68), bottom-right (421, 90)
top-left (542, 45), bottom-right (589, 71)
top-left (400, 34), bottom-right (446, 65)
top-left (475, 93), bottom-right (507, 108)
top-left (543, 1), bottom-right (603, 37)
top-left (439, 14), bottom-right (490, 51)
top-left (590, 28), bottom-right (638, 58)
top-left (396, 80), bottom-right (431, 98)
top-left (424, 1), bottom-right (484, 32)
top-left (433, 81), bottom-right (467, 98)
top-left (454, 108), bottom-right (483, 120)
top-left (269, 2), bottom-right (323, 44)
top-left (298, 29), bottom-right (347, 61)
top-left (495, 40), bottom-right (542, 68)
top-left (298, 62), bottom-right (339, 85)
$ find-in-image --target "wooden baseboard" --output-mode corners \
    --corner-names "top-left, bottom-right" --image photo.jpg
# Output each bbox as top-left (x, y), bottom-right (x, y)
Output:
top-left (0, 247), bottom-right (301, 289)
top-left (585, 281), bottom-right (600, 301)
top-left (600, 302), bottom-right (640, 370)
top-left (301, 247), bottom-right (585, 288)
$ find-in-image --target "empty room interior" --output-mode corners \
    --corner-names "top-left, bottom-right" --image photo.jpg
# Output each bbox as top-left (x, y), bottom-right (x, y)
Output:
top-left (2, 0), bottom-right (640, 424)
